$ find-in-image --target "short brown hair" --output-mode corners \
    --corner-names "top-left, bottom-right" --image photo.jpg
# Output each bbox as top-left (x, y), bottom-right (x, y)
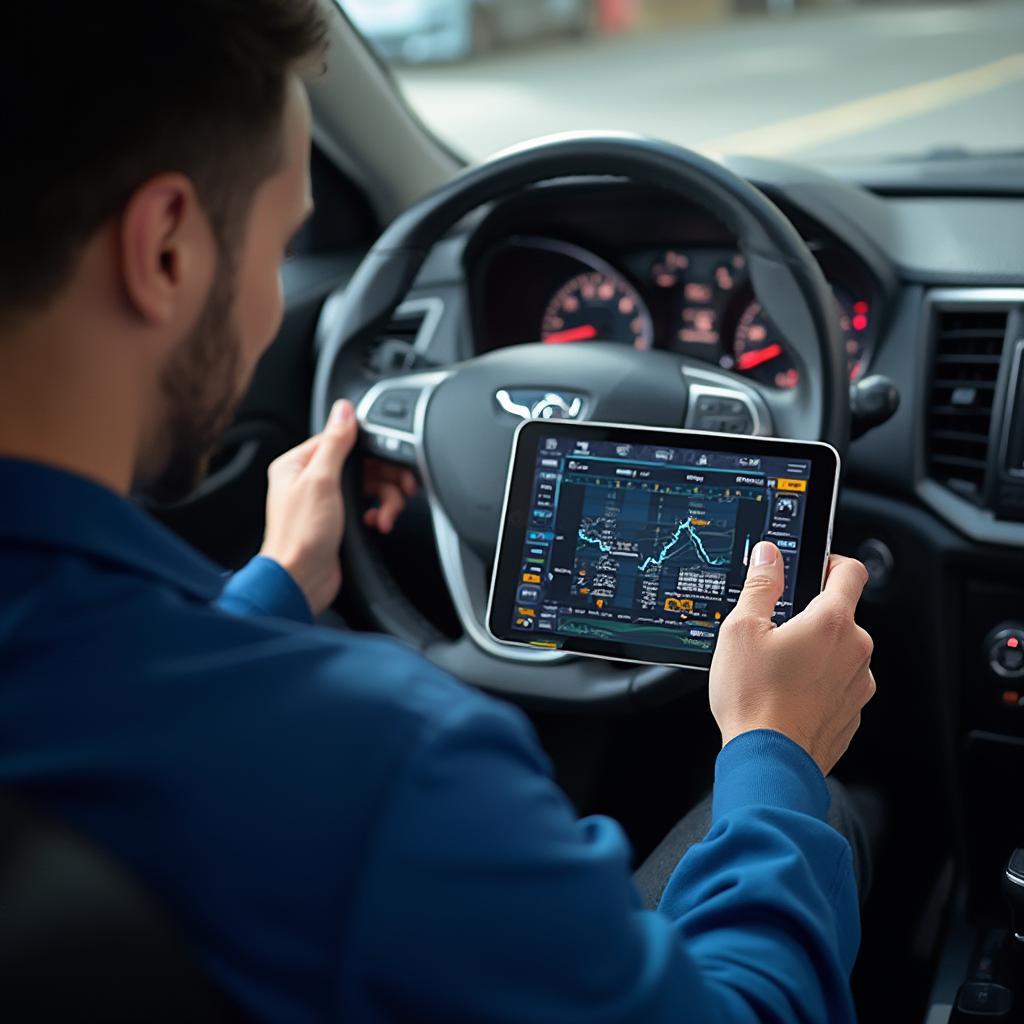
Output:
top-left (2, 0), bottom-right (328, 320)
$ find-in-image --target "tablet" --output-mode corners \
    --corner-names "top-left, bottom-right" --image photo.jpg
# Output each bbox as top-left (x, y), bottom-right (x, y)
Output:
top-left (487, 421), bottom-right (840, 671)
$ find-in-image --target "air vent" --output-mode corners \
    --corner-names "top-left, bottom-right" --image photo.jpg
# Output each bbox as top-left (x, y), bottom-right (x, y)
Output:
top-left (926, 308), bottom-right (1009, 502)
top-left (364, 311), bottom-right (423, 376)
top-left (363, 298), bottom-right (442, 376)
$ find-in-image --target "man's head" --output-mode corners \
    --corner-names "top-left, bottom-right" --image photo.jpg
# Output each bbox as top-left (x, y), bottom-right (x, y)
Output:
top-left (2, 1), bottom-right (327, 499)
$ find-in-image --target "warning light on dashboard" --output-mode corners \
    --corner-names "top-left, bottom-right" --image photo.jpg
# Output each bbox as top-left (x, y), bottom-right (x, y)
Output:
top-left (664, 598), bottom-right (694, 612)
top-left (1009, 637), bottom-right (1020, 649)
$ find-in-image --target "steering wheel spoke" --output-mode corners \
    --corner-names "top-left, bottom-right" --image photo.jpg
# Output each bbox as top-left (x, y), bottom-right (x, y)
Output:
top-left (355, 370), bottom-right (449, 468)
top-left (680, 364), bottom-right (774, 437)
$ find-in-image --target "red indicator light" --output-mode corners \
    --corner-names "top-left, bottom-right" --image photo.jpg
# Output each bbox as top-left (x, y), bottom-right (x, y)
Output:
top-left (543, 324), bottom-right (598, 344)
top-left (851, 313), bottom-right (869, 331)
top-left (853, 301), bottom-right (869, 314)
top-left (737, 342), bottom-right (783, 371)
top-left (1009, 637), bottom-right (1020, 648)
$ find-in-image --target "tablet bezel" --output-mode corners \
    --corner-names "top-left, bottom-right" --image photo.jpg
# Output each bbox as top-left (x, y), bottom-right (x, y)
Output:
top-left (486, 420), bottom-right (840, 671)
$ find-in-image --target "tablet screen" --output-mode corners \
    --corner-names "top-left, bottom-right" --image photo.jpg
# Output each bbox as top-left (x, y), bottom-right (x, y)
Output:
top-left (488, 422), bottom-right (839, 669)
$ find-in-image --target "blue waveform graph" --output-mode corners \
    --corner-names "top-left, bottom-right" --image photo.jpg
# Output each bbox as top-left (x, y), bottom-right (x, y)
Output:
top-left (577, 516), bottom-right (730, 571)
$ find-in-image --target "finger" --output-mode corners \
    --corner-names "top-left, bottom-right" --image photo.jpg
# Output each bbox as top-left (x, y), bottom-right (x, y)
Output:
top-left (269, 435), bottom-right (320, 477)
top-left (731, 541), bottom-right (784, 623)
top-left (375, 482), bottom-right (406, 534)
top-left (363, 507), bottom-right (379, 529)
top-left (309, 399), bottom-right (358, 477)
top-left (819, 556), bottom-right (870, 613)
top-left (364, 461), bottom-right (419, 498)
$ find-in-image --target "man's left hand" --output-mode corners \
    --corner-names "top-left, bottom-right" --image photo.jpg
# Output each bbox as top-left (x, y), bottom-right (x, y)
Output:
top-left (260, 399), bottom-right (357, 616)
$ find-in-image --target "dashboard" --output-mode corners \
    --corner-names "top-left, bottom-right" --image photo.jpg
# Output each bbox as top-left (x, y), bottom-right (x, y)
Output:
top-left (473, 197), bottom-right (879, 392)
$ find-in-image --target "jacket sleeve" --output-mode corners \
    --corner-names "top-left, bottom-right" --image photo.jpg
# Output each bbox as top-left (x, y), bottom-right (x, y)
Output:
top-left (214, 556), bottom-right (313, 625)
top-left (338, 694), bottom-right (859, 1024)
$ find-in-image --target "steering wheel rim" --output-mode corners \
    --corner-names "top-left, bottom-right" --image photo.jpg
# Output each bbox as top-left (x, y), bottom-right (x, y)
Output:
top-left (312, 132), bottom-right (848, 709)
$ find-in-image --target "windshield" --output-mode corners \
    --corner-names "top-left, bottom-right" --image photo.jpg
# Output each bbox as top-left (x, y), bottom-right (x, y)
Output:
top-left (337, 0), bottom-right (1022, 166)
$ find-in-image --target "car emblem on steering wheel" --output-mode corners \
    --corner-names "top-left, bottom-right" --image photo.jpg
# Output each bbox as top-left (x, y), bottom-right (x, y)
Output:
top-left (495, 389), bottom-right (586, 421)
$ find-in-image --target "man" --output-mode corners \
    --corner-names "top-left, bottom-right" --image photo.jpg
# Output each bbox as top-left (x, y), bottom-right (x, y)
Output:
top-left (0, 1), bottom-right (876, 1021)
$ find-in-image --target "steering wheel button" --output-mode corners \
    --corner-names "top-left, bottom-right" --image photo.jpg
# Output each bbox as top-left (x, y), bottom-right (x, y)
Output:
top-left (367, 388), bottom-right (419, 431)
top-left (696, 396), bottom-right (721, 414)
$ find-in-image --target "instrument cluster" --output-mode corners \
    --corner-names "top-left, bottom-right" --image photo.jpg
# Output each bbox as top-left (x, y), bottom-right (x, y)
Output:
top-left (476, 236), bottom-right (876, 390)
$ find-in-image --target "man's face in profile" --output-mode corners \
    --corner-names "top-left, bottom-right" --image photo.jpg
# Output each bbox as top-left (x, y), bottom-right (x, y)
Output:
top-left (150, 76), bottom-right (314, 503)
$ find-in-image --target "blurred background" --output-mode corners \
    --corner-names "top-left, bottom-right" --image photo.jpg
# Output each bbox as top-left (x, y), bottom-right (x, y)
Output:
top-left (336, 0), bottom-right (1023, 167)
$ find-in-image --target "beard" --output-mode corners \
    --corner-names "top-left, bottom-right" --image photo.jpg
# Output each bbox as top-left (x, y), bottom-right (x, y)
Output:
top-left (142, 255), bottom-right (243, 505)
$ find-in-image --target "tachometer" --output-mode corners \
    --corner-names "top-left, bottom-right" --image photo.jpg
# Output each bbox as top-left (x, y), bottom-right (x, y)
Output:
top-left (729, 289), bottom-right (872, 389)
top-left (728, 301), bottom-right (800, 390)
top-left (541, 271), bottom-right (654, 350)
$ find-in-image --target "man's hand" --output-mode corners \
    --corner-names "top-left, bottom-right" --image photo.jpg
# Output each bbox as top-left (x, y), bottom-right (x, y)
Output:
top-left (260, 399), bottom-right (357, 616)
top-left (362, 459), bottom-right (417, 535)
top-left (709, 541), bottom-right (876, 776)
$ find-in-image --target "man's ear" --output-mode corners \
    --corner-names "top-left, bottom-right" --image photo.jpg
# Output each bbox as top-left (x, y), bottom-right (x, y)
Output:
top-left (118, 173), bottom-right (214, 327)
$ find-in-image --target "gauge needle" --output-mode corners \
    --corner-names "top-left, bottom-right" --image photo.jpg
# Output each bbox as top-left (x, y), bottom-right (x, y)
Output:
top-left (544, 324), bottom-right (598, 344)
top-left (737, 343), bottom-right (783, 371)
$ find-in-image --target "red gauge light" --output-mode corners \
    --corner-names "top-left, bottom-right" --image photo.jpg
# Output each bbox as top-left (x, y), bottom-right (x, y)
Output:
top-left (540, 271), bottom-right (654, 350)
top-left (730, 301), bottom-right (799, 390)
top-left (543, 324), bottom-right (598, 345)
top-left (736, 342), bottom-right (783, 371)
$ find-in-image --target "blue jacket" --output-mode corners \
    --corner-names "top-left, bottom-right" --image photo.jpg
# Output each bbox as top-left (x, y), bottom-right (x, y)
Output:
top-left (0, 458), bottom-right (858, 1022)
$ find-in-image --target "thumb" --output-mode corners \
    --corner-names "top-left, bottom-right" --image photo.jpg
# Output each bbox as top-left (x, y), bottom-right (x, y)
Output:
top-left (309, 399), bottom-right (358, 475)
top-left (732, 541), bottom-right (785, 622)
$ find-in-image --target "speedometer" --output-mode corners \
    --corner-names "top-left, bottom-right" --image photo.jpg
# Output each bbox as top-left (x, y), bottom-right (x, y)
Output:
top-left (541, 271), bottom-right (654, 350)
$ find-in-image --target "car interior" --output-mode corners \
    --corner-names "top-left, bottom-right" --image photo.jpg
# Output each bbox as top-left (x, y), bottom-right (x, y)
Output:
top-left (3, 4), bottom-right (1024, 1022)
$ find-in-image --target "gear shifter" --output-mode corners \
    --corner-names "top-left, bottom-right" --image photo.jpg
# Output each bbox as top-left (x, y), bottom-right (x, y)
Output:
top-left (949, 852), bottom-right (1024, 1021)
top-left (1004, 849), bottom-right (1024, 981)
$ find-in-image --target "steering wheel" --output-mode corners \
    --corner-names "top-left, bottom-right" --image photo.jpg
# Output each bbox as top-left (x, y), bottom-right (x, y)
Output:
top-left (312, 133), bottom-right (848, 709)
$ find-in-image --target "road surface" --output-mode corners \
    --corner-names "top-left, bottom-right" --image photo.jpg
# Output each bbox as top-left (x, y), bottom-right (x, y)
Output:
top-left (395, 1), bottom-right (1024, 165)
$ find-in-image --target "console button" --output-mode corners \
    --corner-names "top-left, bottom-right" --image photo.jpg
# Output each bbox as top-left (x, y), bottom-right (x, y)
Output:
top-left (856, 539), bottom-right (894, 591)
top-left (986, 624), bottom-right (1024, 679)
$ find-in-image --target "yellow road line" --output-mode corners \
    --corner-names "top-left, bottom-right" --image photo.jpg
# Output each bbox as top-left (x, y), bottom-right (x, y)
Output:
top-left (699, 52), bottom-right (1024, 157)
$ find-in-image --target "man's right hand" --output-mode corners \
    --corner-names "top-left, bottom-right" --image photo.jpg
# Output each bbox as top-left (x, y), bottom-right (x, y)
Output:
top-left (709, 541), bottom-right (876, 777)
